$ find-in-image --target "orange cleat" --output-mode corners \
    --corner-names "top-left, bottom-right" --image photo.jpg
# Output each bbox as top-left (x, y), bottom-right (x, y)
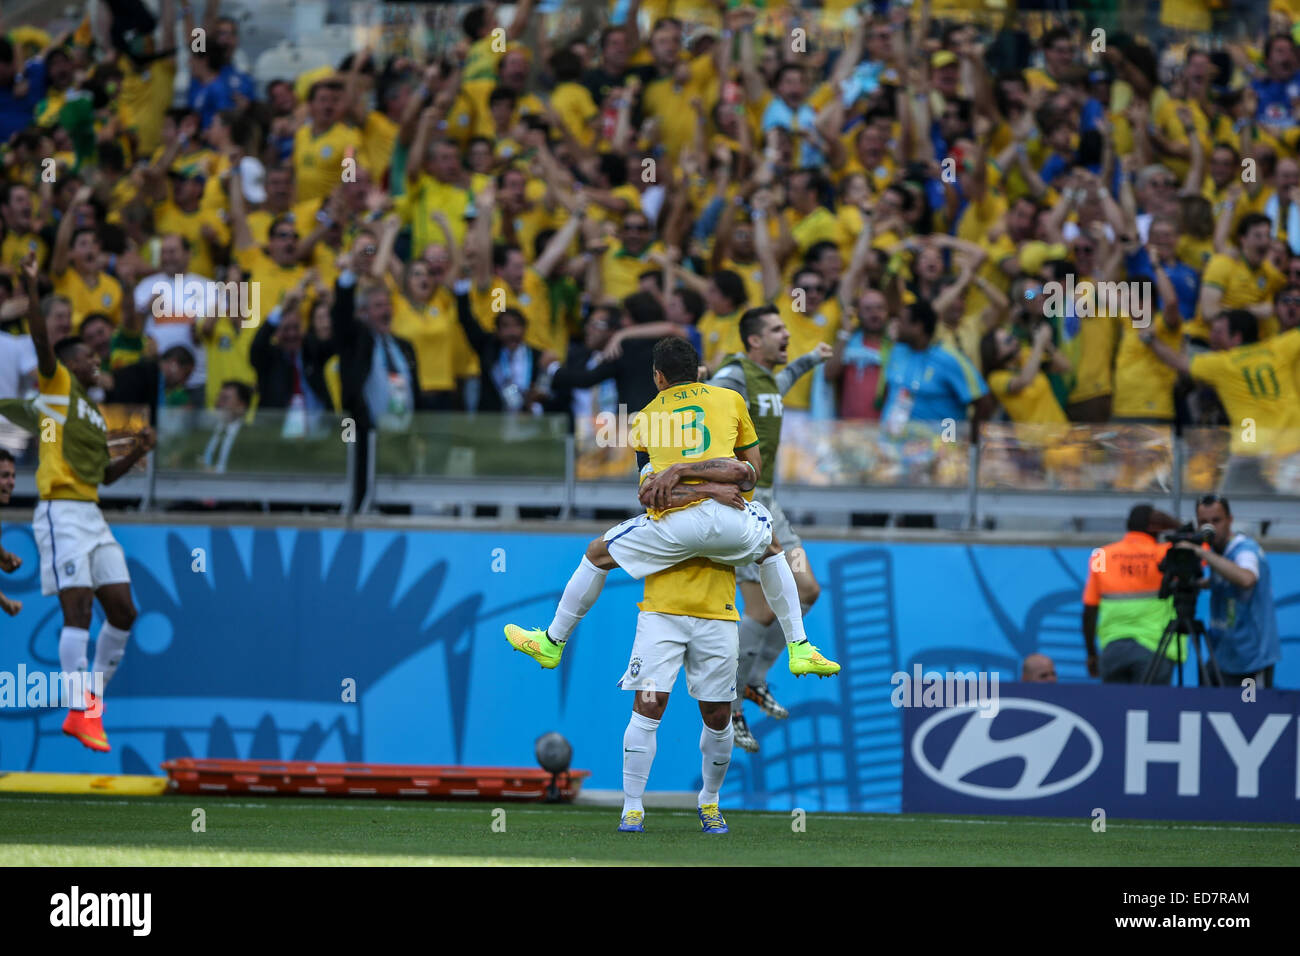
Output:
top-left (62, 696), bottom-right (110, 753)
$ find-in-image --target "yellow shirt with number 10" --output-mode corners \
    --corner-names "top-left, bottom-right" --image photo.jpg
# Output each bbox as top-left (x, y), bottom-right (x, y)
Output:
top-left (1189, 329), bottom-right (1300, 456)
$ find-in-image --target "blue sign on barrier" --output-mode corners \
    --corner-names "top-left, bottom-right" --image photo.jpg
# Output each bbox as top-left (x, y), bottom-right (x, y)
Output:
top-left (0, 523), bottom-right (1296, 816)
top-left (903, 683), bottom-right (1300, 823)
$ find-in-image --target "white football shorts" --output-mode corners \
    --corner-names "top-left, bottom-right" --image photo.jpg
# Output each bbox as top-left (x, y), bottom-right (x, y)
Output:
top-left (604, 498), bottom-right (773, 581)
top-left (617, 611), bottom-right (740, 702)
top-left (33, 499), bottom-right (130, 596)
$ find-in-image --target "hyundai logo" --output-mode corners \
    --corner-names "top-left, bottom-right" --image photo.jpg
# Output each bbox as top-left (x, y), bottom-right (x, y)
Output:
top-left (911, 699), bottom-right (1103, 800)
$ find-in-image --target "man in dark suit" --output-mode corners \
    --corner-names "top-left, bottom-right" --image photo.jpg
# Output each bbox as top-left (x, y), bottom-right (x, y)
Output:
top-left (332, 260), bottom-right (420, 427)
top-left (332, 258), bottom-right (420, 508)
top-left (547, 304), bottom-right (620, 427)
top-left (452, 282), bottom-right (549, 414)
top-left (249, 292), bottom-right (332, 411)
top-left (546, 291), bottom-right (665, 414)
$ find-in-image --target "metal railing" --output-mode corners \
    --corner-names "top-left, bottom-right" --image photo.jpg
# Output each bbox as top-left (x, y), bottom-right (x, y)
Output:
top-left (7, 411), bottom-right (1300, 528)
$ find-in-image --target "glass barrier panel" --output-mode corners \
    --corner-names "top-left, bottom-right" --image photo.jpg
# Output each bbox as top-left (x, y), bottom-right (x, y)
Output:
top-left (573, 413), bottom-right (641, 482)
top-left (1182, 426), bottom-right (1300, 497)
top-left (104, 404), bottom-right (152, 474)
top-left (777, 418), bottom-right (971, 488)
top-left (375, 411), bottom-right (568, 478)
top-left (978, 423), bottom-right (1174, 492)
top-left (156, 407), bottom-right (349, 475)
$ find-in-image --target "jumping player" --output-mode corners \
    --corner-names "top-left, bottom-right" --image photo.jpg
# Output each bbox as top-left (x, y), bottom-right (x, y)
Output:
top-left (21, 254), bottom-right (155, 752)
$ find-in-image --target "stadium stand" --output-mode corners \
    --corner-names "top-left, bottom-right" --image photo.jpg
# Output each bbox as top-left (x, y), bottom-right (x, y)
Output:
top-left (0, 0), bottom-right (1297, 535)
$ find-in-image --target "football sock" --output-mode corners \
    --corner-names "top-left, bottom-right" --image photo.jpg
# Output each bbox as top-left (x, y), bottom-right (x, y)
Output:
top-left (622, 711), bottom-right (659, 814)
top-left (92, 622), bottom-right (131, 689)
top-left (548, 555), bottom-right (608, 644)
top-left (732, 616), bottom-right (765, 712)
top-left (699, 721), bottom-right (734, 806)
top-left (755, 605), bottom-right (808, 680)
top-left (757, 552), bottom-right (808, 644)
top-left (58, 626), bottom-right (90, 712)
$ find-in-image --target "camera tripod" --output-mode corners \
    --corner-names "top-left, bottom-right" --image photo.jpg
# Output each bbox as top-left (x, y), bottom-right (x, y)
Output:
top-left (1141, 589), bottom-right (1224, 687)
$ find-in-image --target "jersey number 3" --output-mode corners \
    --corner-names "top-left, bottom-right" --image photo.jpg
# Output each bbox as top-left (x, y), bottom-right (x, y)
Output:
top-left (673, 404), bottom-right (711, 456)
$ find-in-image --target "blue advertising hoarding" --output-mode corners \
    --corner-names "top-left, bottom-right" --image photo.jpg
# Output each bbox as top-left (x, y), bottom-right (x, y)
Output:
top-left (0, 522), bottom-right (1297, 819)
top-left (902, 683), bottom-right (1300, 823)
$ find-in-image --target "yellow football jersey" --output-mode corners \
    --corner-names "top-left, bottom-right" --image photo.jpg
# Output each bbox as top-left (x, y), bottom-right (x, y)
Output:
top-left (696, 310), bottom-right (744, 369)
top-left (54, 269), bottom-right (123, 331)
top-left (988, 368), bottom-right (1069, 424)
top-left (154, 201), bottom-right (229, 279)
top-left (234, 247), bottom-right (307, 329)
top-left (600, 242), bottom-right (662, 304)
top-left (632, 381), bottom-right (758, 519)
top-left (779, 297), bottom-right (840, 410)
top-left (292, 122), bottom-right (362, 204)
top-left (639, 557), bottom-right (740, 621)
top-left (1112, 319), bottom-right (1183, 421)
top-left (1192, 254), bottom-right (1286, 341)
top-left (1189, 330), bottom-right (1300, 456)
top-left (392, 284), bottom-right (478, 391)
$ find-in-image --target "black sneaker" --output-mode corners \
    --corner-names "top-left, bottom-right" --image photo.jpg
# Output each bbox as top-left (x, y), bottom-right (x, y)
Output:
top-left (744, 683), bottom-right (789, 719)
top-left (732, 711), bottom-right (759, 753)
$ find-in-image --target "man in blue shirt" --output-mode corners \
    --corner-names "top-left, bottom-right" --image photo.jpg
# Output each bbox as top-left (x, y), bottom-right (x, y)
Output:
top-left (881, 299), bottom-right (990, 434)
top-left (0, 37), bottom-right (47, 144)
top-left (1178, 495), bottom-right (1281, 688)
top-left (188, 49), bottom-right (256, 130)
top-left (1126, 218), bottom-right (1199, 320)
top-left (1252, 34), bottom-right (1300, 131)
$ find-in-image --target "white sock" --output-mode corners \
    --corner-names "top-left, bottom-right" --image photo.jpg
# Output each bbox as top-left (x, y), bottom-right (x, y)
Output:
top-left (622, 711), bottom-right (659, 814)
top-left (548, 556), bottom-right (608, 643)
top-left (699, 721), bottom-right (734, 806)
top-left (757, 552), bottom-right (807, 644)
top-left (732, 616), bottom-right (765, 713)
top-left (92, 622), bottom-right (131, 690)
top-left (754, 610), bottom-right (800, 681)
top-left (58, 626), bottom-right (90, 711)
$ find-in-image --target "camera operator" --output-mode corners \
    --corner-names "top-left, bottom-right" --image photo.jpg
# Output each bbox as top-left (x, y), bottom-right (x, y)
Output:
top-left (1174, 495), bottom-right (1281, 688)
top-left (1082, 504), bottom-right (1183, 683)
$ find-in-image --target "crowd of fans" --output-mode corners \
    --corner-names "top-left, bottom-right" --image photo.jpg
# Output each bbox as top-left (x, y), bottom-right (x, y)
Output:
top-left (1, 0), bottom-right (1299, 494)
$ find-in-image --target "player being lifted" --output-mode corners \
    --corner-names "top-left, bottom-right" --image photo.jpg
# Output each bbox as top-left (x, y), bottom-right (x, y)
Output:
top-left (20, 254), bottom-right (155, 752)
top-left (708, 306), bottom-right (833, 752)
top-left (505, 336), bottom-right (839, 678)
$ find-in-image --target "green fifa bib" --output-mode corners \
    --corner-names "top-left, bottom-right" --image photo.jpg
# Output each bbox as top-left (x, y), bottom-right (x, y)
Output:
top-left (66, 375), bottom-right (109, 486)
top-left (722, 355), bottom-right (782, 488)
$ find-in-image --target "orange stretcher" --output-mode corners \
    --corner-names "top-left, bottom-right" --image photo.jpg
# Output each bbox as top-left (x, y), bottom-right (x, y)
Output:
top-left (161, 759), bottom-right (590, 801)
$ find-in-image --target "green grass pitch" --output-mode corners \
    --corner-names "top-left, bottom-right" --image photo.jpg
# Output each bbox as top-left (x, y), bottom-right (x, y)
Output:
top-left (1, 794), bottom-right (1297, 866)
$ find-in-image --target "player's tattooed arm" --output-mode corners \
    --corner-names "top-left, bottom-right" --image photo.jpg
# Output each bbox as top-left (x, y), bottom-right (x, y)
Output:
top-left (640, 458), bottom-right (755, 510)
top-left (654, 456), bottom-right (754, 493)
top-left (652, 481), bottom-right (746, 511)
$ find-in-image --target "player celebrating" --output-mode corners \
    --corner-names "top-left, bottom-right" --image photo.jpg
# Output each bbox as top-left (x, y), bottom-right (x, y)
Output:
top-left (505, 335), bottom-right (838, 678)
top-left (617, 555), bottom-right (744, 835)
top-left (616, 447), bottom-right (768, 832)
top-left (709, 306), bottom-right (833, 753)
top-left (20, 255), bottom-right (155, 752)
top-left (0, 448), bottom-right (21, 616)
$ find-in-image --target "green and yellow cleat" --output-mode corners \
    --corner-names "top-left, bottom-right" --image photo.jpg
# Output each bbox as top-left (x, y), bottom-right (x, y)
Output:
top-left (504, 624), bottom-right (565, 669)
top-left (788, 640), bottom-right (841, 678)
